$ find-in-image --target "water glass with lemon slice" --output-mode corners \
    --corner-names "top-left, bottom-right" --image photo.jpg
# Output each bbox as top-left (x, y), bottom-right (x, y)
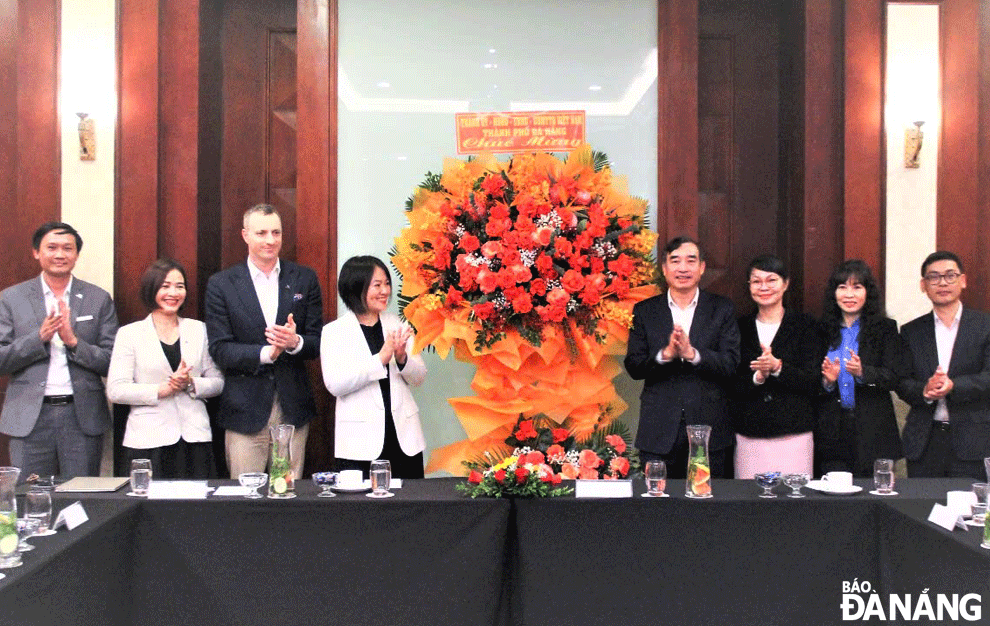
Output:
top-left (0, 466), bottom-right (21, 568)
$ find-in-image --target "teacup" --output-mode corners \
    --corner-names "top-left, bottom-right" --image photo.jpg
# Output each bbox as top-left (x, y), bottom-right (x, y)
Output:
top-left (337, 469), bottom-right (364, 489)
top-left (822, 471), bottom-right (853, 487)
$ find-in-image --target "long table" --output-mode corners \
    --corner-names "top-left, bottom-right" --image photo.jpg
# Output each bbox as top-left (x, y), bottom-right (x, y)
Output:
top-left (1, 478), bottom-right (987, 626)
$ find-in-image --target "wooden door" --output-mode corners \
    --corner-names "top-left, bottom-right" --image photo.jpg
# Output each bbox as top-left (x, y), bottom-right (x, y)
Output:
top-left (698, 0), bottom-right (785, 312)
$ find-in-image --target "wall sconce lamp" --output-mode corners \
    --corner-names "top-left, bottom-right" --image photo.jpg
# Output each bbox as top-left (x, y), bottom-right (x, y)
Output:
top-left (77, 112), bottom-right (95, 161)
top-left (904, 120), bottom-right (924, 168)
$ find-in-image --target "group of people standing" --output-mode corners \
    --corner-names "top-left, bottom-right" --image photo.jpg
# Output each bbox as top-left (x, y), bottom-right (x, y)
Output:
top-left (2, 216), bottom-right (987, 484)
top-left (0, 206), bottom-right (427, 482)
top-left (626, 237), bottom-right (990, 481)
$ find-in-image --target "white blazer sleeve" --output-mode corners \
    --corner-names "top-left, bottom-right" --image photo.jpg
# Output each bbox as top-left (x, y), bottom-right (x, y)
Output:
top-left (321, 321), bottom-right (387, 397)
top-left (190, 324), bottom-right (224, 399)
top-left (106, 326), bottom-right (160, 406)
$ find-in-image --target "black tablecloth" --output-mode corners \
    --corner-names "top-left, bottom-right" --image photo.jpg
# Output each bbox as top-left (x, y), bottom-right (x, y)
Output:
top-left (0, 478), bottom-right (987, 626)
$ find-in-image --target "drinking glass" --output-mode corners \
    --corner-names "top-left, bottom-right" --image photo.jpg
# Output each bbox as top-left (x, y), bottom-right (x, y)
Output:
top-left (873, 459), bottom-right (895, 495)
top-left (983, 511), bottom-right (990, 549)
top-left (643, 461), bottom-right (667, 497)
top-left (971, 483), bottom-right (988, 525)
top-left (16, 518), bottom-right (40, 552)
top-left (783, 473), bottom-right (810, 498)
top-left (238, 472), bottom-right (268, 499)
top-left (0, 517), bottom-right (20, 568)
top-left (312, 472), bottom-right (338, 498)
top-left (130, 458), bottom-right (153, 496)
top-left (754, 472), bottom-right (781, 498)
top-left (25, 489), bottom-right (54, 535)
top-left (368, 460), bottom-right (392, 498)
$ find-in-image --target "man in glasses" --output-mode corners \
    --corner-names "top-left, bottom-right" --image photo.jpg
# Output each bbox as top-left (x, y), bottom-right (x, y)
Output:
top-left (898, 251), bottom-right (990, 479)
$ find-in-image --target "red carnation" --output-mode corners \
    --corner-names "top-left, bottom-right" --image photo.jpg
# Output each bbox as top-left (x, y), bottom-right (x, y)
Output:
top-left (481, 174), bottom-right (506, 197)
top-left (530, 278), bottom-right (547, 296)
top-left (486, 218), bottom-right (512, 238)
top-left (514, 419), bottom-right (538, 441)
top-left (490, 202), bottom-right (510, 219)
top-left (494, 469), bottom-right (506, 483)
top-left (468, 470), bottom-right (483, 484)
top-left (459, 234), bottom-right (480, 252)
top-left (546, 288), bottom-right (570, 307)
top-left (477, 268), bottom-right (499, 294)
top-left (515, 467), bottom-right (530, 484)
top-left (579, 285), bottom-right (601, 306)
top-left (605, 434), bottom-right (627, 454)
top-left (609, 456), bottom-right (631, 477)
top-left (554, 239), bottom-right (573, 258)
top-left (612, 277), bottom-right (630, 298)
top-left (608, 254), bottom-right (635, 278)
top-left (481, 240), bottom-right (503, 259)
top-left (511, 292), bottom-right (533, 314)
top-left (561, 269), bottom-right (586, 294)
top-left (472, 301), bottom-right (495, 320)
top-left (546, 444), bottom-right (566, 461)
top-left (589, 256), bottom-right (605, 274)
top-left (533, 227), bottom-right (553, 247)
top-left (552, 428), bottom-right (569, 443)
top-left (535, 254), bottom-right (554, 276)
top-left (523, 451), bottom-right (545, 466)
top-left (446, 287), bottom-right (464, 307)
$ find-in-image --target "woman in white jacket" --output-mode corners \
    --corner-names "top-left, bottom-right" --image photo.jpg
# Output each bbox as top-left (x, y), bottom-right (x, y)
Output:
top-left (321, 256), bottom-right (427, 478)
top-left (107, 259), bottom-right (224, 478)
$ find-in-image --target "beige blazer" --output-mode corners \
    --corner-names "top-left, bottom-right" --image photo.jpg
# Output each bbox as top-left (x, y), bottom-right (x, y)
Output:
top-left (107, 315), bottom-right (224, 448)
top-left (321, 311), bottom-right (426, 461)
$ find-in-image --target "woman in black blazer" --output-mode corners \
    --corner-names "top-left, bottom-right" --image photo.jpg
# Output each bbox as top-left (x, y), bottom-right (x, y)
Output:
top-left (817, 260), bottom-right (906, 477)
top-left (734, 255), bottom-right (822, 478)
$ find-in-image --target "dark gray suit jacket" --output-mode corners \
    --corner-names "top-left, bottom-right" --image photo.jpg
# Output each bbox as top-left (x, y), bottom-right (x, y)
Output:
top-left (0, 276), bottom-right (118, 437)
top-left (624, 290), bottom-right (740, 454)
top-left (898, 307), bottom-right (990, 461)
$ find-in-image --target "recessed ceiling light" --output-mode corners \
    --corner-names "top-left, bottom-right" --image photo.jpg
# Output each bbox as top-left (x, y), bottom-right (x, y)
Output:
top-left (484, 63), bottom-right (494, 69)
top-left (588, 84), bottom-right (602, 91)
top-left (397, 156), bottom-right (408, 161)
top-left (489, 48), bottom-right (496, 54)
top-left (377, 81), bottom-right (390, 88)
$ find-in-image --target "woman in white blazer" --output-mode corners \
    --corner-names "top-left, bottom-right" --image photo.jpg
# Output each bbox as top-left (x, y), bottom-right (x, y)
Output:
top-left (321, 256), bottom-right (427, 478)
top-left (107, 259), bottom-right (224, 478)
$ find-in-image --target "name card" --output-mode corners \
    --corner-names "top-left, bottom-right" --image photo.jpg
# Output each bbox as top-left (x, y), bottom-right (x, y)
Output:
top-left (928, 503), bottom-right (968, 531)
top-left (575, 479), bottom-right (633, 499)
top-left (54, 501), bottom-right (88, 531)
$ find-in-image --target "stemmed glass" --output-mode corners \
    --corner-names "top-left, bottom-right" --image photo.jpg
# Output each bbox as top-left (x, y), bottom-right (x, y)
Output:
top-left (754, 472), bottom-right (781, 498)
top-left (368, 460), bottom-right (393, 498)
top-left (312, 472), bottom-right (338, 498)
top-left (16, 518), bottom-right (40, 552)
top-left (643, 460), bottom-right (668, 497)
top-left (783, 473), bottom-right (810, 498)
top-left (238, 472), bottom-right (268, 499)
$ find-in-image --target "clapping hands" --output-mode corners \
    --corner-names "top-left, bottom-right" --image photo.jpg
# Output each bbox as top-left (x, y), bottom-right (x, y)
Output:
top-left (158, 360), bottom-right (193, 398)
top-left (661, 324), bottom-right (696, 362)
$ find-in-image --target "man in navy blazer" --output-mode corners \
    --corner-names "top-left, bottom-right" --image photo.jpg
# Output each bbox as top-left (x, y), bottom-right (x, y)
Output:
top-left (205, 204), bottom-right (323, 480)
top-left (624, 237), bottom-right (740, 478)
top-left (898, 251), bottom-right (990, 479)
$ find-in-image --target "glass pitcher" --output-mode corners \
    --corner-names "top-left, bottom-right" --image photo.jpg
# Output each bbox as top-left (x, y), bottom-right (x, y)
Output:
top-left (685, 425), bottom-right (713, 498)
top-left (0, 466), bottom-right (22, 567)
top-left (268, 424), bottom-right (296, 499)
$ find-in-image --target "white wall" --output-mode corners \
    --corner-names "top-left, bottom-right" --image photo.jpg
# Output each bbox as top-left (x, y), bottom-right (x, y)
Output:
top-left (885, 3), bottom-right (940, 326)
top-left (60, 0), bottom-right (116, 294)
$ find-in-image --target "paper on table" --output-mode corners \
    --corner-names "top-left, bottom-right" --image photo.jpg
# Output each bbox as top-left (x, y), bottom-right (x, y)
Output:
top-left (147, 481), bottom-right (214, 500)
top-left (928, 503), bottom-right (969, 531)
top-left (213, 486), bottom-right (252, 497)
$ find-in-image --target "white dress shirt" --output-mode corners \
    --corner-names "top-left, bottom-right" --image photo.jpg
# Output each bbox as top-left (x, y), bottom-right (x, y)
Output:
top-left (656, 288), bottom-right (702, 364)
top-left (932, 303), bottom-right (963, 423)
top-left (247, 258), bottom-right (303, 364)
top-left (41, 275), bottom-right (74, 395)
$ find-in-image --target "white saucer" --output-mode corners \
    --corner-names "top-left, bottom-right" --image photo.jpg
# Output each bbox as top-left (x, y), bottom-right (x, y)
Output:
top-left (126, 492), bottom-right (147, 497)
top-left (33, 529), bottom-right (56, 537)
top-left (641, 492), bottom-right (670, 498)
top-left (366, 491), bottom-right (395, 498)
top-left (331, 484), bottom-right (370, 493)
top-left (806, 480), bottom-right (863, 495)
top-left (869, 490), bottom-right (898, 496)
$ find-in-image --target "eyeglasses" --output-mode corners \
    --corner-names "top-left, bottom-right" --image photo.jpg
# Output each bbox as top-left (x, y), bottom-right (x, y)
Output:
top-left (923, 272), bottom-right (962, 285)
top-left (748, 277), bottom-right (782, 288)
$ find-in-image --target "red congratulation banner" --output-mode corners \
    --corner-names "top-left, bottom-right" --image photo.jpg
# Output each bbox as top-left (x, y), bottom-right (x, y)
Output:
top-left (455, 110), bottom-right (586, 154)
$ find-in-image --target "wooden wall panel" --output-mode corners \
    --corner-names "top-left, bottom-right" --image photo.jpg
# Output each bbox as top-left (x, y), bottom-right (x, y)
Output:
top-left (196, 0), bottom-right (223, 314)
top-left (0, 0), bottom-right (60, 467)
top-left (980, 0), bottom-right (990, 314)
top-left (297, 0), bottom-right (336, 473)
top-left (843, 0), bottom-right (885, 286)
top-left (798, 0), bottom-right (845, 315)
top-left (938, 0), bottom-right (986, 309)
top-left (159, 0), bottom-right (202, 313)
top-left (17, 0), bottom-right (60, 250)
top-left (116, 0), bottom-right (160, 326)
top-left (657, 0), bottom-right (699, 243)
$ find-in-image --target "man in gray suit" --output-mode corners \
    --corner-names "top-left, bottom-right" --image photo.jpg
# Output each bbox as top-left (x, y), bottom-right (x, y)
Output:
top-left (0, 222), bottom-right (118, 477)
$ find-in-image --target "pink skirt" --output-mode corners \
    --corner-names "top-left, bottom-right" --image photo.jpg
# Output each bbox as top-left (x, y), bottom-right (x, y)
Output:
top-left (734, 432), bottom-right (814, 479)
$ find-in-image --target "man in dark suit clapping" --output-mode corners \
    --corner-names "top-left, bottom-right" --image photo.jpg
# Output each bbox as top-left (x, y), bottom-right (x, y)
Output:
top-left (205, 204), bottom-right (323, 481)
top-left (898, 251), bottom-right (990, 479)
top-left (624, 237), bottom-right (740, 478)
